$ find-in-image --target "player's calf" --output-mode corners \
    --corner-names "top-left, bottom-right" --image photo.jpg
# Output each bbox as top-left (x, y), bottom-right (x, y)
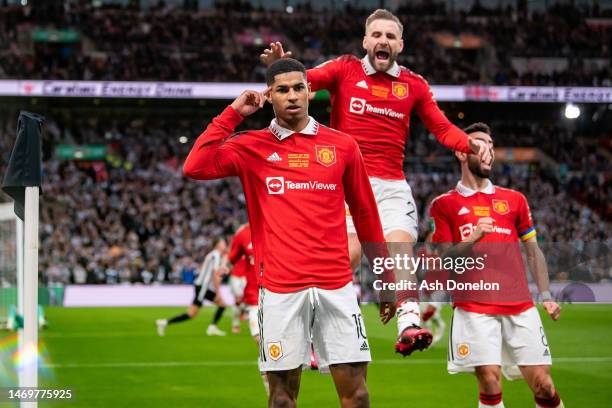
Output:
top-left (475, 366), bottom-right (502, 395)
top-left (475, 366), bottom-right (504, 407)
top-left (521, 366), bottom-right (563, 407)
top-left (267, 369), bottom-right (301, 408)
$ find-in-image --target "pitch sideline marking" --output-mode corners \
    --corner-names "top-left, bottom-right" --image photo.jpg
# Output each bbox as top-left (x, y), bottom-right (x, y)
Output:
top-left (47, 356), bottom-right (612, 369)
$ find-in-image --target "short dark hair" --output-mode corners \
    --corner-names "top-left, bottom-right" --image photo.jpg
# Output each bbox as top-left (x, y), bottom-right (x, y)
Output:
top-left (463, 122), bottom-right (491, 135)
top-left (266, 58), bottom-right (307, 85)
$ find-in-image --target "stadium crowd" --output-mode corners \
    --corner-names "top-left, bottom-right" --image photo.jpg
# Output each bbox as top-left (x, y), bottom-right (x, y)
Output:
top-left (0, 1), bottom-right (610, 85)
top-left (1, 111), bottom-right (609, 286)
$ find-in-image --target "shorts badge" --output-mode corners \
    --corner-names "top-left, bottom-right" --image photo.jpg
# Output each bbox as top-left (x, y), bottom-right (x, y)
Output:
top-left (457, 343), bottom-right (470, 359)
top-left (268, 341), bottom-right (283, 361)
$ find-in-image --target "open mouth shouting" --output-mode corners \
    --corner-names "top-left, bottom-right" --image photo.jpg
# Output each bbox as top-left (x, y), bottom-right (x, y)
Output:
top-left (375, 50), bottom-right (390, 62)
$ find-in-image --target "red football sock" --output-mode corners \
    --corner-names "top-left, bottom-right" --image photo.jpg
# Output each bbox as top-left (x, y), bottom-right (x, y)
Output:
top-left (535, 392), bottom-right (561, 407)
top-left (479, 392), bottom-right (502, 406)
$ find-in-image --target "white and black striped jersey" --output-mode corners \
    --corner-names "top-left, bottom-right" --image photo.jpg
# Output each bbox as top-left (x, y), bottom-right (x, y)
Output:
top-left (194, 249), bottom-right (222, 289)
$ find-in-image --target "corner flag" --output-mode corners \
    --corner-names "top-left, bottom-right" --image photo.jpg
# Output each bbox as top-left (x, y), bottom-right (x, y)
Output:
top-left (1, 111), bottom-right (44, 220)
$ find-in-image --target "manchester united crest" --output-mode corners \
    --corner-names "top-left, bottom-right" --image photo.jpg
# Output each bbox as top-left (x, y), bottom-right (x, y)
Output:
top-left (392, 82), bottom-right (409, 99)
top-left (492, 199), bottom-right (510, 215)
top-left (457, 343), bottom-right (470, 359)
top-left (267, 342), bottom-right (283, 361)
top-left (315, 145), bottom-right (336, 167)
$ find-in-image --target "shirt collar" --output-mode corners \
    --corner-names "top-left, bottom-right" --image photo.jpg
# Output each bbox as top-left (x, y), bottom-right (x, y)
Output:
top-left (268, 116), bottom-right (319, 141)
top-left (456, 179), bottom-right (495, 197)
top-left (361, 55), bottom-right (401, 78)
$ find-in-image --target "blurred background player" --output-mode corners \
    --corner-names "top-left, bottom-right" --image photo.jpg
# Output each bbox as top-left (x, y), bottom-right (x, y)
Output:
top-left (227, 222), bottom-right (271, 393)
top-left (430, 123), bottom-right (564, 408)
top-left (183, 58), bottom-right (396, 408)
top-left (260, 9), bottom-right (491, 354)
top-left (416, 233), bottom-right (448, 346)
top-left (228, 223), bottom-right (250, 333)
top-left (156, 237), bottom-right (229, 336)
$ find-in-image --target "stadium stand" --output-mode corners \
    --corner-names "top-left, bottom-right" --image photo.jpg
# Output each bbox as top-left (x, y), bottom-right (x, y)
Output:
top-left (0, 1), bottom-right (609, 85)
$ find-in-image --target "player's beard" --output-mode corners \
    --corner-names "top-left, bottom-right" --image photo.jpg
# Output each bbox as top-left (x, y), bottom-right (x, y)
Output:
top-left (467, 155), bottom-right (491, 179)
top-left (367, 48), bottom-right (398, 72)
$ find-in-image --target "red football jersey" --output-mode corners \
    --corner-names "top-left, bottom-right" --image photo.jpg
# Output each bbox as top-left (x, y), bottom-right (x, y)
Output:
top-left (184, 107), bottom-right (391, 293)
top-left (229, 224), bottom-right (251, 278)
top-left (308, 55), bottom-right (472, 180)
top-left (228, 224), bottom-right (258, 305)
top-left (429, 180), bottom-right (536, 314)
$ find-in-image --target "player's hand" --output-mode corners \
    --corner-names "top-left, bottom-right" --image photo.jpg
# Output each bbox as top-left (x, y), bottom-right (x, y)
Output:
top-left (468, 137), bottom-right (492, 166)
top-left (466, 217), bottom-right (495, 242)
top-left (260, 41), bottom-right (293, 66)
top-left (230, 90), bottom-right (267, 117)
top-left (379, 301), bottom-right (396, 325)
top-left (543, 300), bottom-right (561, 321)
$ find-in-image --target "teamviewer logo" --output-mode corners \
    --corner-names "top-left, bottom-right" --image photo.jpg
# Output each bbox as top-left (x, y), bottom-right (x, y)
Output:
top-left (266, 177), bottom-right (285, 194)
top-left (349, 97), bottom-right (366, 114)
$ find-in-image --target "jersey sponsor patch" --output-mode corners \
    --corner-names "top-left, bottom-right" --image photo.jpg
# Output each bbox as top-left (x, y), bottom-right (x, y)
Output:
top-left (492, 199), bottom-right (510, 215)
top-left (473, 206), bottom-right (490, 216)
top-left (371, 85), bottom-right (389, 98)
top-left (267, 341), bottom-right (283, 361)
top-left (349, 97), bottom-right (366, 114)
top-left (459, 223), bottom-right (474, 240)
top-left (315, 145), bottom-right (336, 167)
top-left (266, 177), bottom-right (285, 194)
top-left (287, 153), bottom-right (309, 168)
top-left (392, 82), bottom-right (409, 99)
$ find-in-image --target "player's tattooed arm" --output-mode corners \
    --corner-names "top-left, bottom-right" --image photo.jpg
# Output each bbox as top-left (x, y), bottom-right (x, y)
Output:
top-left (523, 237), bottom-right (561, 321)
top-left (440, 217), bottom-right (495, 259)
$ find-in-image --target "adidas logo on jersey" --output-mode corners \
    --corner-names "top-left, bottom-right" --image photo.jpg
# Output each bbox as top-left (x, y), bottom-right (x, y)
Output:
top-left (360, 341), bottom-right (369, 351)
top-left (458, 206), bottom-right (470, 215)
top-left (543, 348), bottom-right (550, 356)
top-left (356, 80), bottom-right (368, 89)
top-left (267, 152), bottom-right (282, 162)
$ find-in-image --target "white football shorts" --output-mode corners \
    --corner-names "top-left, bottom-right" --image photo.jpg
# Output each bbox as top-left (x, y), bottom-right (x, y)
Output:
top-left (448, 307), bottom-right (552, 377)
top-left (258, 282), bottom-right (371, 373)
top-left (346, 177), bottom-right (418, 239)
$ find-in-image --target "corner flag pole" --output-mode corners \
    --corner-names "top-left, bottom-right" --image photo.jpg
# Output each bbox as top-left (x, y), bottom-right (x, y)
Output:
top-left (22, 186), bottom-right (39, 402)
top-left (16, 216), bottom-right (24, 388)
top-left (1, 111), bottom-right (44, 408)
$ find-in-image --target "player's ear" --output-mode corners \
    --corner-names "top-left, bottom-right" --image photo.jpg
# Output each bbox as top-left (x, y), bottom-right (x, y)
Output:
top-left (264, 86), bottom-right (272, 103)
top-left (362, 36), bottom-right (368, 50)
top-left (455, 151), bottom-right (467, 162)
top-left (399, 38), bottom-right (404, 53)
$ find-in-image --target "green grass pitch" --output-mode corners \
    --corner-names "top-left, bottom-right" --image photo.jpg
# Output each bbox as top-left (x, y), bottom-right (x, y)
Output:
top-left (2, 304), bottom-right (612, 407)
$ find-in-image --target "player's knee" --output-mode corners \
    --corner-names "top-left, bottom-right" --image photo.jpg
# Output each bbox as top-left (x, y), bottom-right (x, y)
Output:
top-left (477, 369), bottom-right (501, 393)
top-left (533, 374), bottom-right (555, 399)
top-left (269, 391), bottom-right (296, 408)
top-left (342, 386), bottom-right (369, 408)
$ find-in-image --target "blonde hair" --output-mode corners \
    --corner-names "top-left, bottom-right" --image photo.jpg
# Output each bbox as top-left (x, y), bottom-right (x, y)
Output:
top-left (365, 9), bottom-right (403, 35)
